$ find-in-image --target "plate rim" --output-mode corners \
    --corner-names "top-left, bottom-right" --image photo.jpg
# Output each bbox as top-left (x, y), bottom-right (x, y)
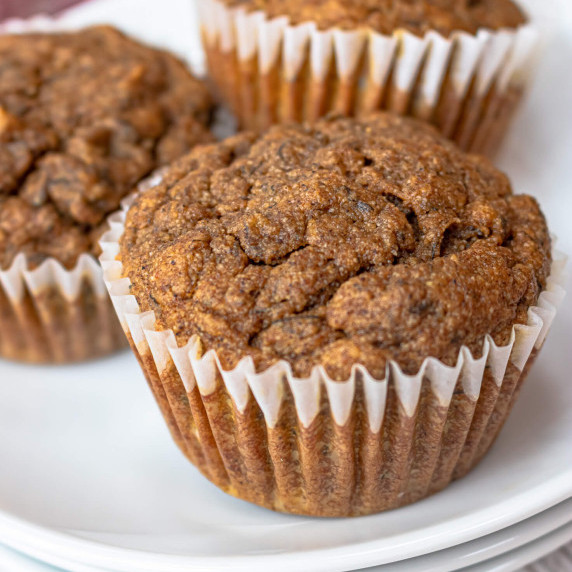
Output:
top-left (465, 521), bottom-right (572, 572)
top-left (4, 516), bottom-right (572, 572)
top-left (0, 473), bottom-right (571, 572)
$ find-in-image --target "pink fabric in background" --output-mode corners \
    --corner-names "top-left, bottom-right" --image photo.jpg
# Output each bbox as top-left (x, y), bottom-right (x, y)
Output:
top-left (0, 0), bottom-right (85, 20)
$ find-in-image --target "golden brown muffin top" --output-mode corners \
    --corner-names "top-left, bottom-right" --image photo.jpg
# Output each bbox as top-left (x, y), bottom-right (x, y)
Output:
top-left (0, 25), bottom-right (214, 270)
top-left (222, 0), bottom-right (527, 36)
top-left (121, 113), bottom-right (550, 380)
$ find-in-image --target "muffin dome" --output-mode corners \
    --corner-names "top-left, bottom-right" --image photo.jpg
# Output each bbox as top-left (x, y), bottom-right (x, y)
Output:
top-left (0, 25), bottom-right (214, 270)
top-left (121, 113), bottom-right (550, 380)
top-left (221, 0), bottom-right (527, 36)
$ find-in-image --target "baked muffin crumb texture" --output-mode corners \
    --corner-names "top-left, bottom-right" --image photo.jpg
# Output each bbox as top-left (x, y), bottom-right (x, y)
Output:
top-left (122, 113), bottom-right (550, 380)
top-left (0, 25), bottom-right (213, 270)
top-left (221, 0), bottom-right (527, 36)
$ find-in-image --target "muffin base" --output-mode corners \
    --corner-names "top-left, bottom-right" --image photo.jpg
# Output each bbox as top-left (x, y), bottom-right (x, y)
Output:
top-left (0, 255), bottom-right (127, 364)
top-left (123, 336), bottom-right (539, 516)
top-left (0, 284), bottom-right (126, 364)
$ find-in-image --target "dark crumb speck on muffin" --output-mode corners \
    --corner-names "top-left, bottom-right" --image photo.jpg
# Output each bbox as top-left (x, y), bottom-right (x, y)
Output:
top-left (121, 113), bottom-right (550, 380)
top-left (0, 25), bottom-right (214, 270)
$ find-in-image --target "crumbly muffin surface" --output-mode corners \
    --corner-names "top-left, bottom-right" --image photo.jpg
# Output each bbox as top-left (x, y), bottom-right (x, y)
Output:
top-left (0, 25), bottom-right (214, 270)
top-left (121, 113), bottom-right (550, 379)
top-left (221, 0), bottom-right (527, 36)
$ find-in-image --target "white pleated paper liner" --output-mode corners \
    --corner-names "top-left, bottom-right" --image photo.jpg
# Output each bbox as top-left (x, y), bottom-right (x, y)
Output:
top-left (99, 197), bottom-right (566, 516)
top-left (198, 0), bottom-right (539, 156)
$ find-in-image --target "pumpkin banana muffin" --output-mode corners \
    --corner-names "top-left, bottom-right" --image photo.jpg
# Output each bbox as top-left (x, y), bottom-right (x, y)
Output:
top-left (103, 113), bottom-right (561, 516)
top-left (0, 25), bottom-right (215, 363)
top-left (199, 0), bottom-right (536, 156)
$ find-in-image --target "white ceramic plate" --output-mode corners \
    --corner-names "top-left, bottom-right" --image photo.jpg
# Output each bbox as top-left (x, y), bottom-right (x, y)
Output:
top-left (465, 523), bottom-right (572, 572)
top-left (0, 544), bottom-right (107, 572)
top-left (2, 496), bottom-right (572, 572)
top-left (2, 499), bottom-right (571, 572)
top-left (0, 0), bottom-right (571, 571)
top-left (372, 499), bottom-right (572, 571)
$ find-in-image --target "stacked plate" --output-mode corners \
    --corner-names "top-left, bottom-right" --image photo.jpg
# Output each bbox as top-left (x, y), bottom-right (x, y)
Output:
top-left (0, 0), bottom-right (571, 571)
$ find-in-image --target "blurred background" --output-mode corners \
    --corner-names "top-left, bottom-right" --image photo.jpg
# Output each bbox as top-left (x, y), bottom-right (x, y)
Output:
top-left (0, 0), bottom-right (82, 20)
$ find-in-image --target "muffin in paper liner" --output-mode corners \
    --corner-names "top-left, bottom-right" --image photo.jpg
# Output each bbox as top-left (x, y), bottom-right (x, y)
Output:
top-left (99, 200), bottom-right (566, 517)
top-left (0, 17), bottom-right (213, 364)
top-left (0, 16), bottom-right (123, 364)
top-left (198, 0), bottom-right (539, 157)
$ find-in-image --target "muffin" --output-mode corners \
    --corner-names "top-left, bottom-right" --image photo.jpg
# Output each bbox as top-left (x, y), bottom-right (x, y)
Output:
top-left (101, 113), bottom-right (564, 516)
top-left (0, 25), bottom-right (215, 364)
top-left (198, 0), bottom-right (537, 156)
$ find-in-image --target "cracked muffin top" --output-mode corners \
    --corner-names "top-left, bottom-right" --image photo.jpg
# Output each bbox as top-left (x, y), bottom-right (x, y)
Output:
top-left (121, 113), bottom-right (550, 380)
top-left (0, 25), bottom-right (214, 270)
top-left (221, 0), bottom-right (527, 37)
